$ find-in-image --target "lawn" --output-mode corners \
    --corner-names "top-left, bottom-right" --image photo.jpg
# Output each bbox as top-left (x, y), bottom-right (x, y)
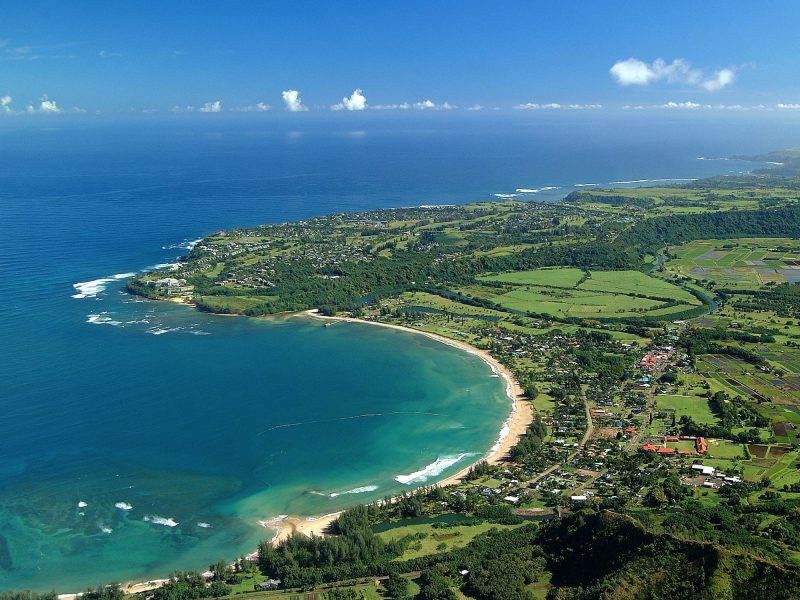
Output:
top-left (654, 394), bottom-right (717, 424)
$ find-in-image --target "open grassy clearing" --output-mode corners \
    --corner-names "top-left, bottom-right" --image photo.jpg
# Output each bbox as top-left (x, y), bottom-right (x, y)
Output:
top-left (480, 267), bottom-right (586, 288)
top-left (374, 516), bottom-right (523, 561)
top-left (653, 394), bottom-right (717, 424)
top-left (194, 294), bottom-right (278, 313)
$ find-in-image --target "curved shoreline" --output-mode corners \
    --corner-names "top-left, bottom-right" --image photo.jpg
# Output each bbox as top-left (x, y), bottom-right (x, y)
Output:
top-left (94, 304), bottom-right (531, 595)
top-left (265, 310), bottom-right (531, 544)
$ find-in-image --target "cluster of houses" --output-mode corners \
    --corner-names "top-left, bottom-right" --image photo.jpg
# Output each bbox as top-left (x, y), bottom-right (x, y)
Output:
top-left (686, 463), bottom-right (742, 489)
top-left (147, 277), bottom-right (193, 297)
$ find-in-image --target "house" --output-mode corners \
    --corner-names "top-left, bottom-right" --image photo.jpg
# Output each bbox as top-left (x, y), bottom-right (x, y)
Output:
top-left (570, 495), bottom-right (588, 502)
top-left (256, 579), bottom-right (281, 590)
top-left (503, 495), bottom-right (520, 505)
top-left (692, 464), bottom-right (715, 476)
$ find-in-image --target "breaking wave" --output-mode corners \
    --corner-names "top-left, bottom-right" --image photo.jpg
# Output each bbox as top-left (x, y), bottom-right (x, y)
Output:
top-left (328, 485), bottom-right (379, 498)
top-left (395, 453), bottom-right (473, 485)
top-left (143, 515), bottom-right (179, 527)
top-left (72, 273), bottom-right (136, 299)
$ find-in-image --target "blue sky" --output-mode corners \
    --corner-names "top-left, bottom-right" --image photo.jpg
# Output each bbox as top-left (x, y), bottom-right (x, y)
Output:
top-left (2, 1), bottom-right (800, 116)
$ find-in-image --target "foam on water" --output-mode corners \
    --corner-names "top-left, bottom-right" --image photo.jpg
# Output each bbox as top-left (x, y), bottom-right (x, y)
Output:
top-left (143, 515), bottom-right (179, 527)
top-left (197, 522), bottom-right (212, 528)
top-left (163, 239), bottom-right (202, 251)
top-left (146, 326), bottom-right (183, 335)
top-left (115, 502), bottom-right (133, 511)
top-left (72, 273), bottom-right (136, 299)
top-left (87, 313), bottom-right (123, 326)
top-left (328, 485), bottom-right (379, 498)
top-left (395, 453), bottom-right (472, 485)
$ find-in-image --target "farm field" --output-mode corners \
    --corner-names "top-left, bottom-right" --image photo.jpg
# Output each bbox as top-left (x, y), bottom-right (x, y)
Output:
top-left (666, 238), bottom-right (800, 289)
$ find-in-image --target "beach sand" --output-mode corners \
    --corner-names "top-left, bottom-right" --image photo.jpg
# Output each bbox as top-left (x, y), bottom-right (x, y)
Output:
top-left (266, 311), bottom-right (533, 543)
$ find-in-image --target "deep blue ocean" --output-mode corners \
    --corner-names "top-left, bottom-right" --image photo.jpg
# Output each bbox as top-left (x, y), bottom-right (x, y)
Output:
top-left (1, 111), bottom-right (798, 591)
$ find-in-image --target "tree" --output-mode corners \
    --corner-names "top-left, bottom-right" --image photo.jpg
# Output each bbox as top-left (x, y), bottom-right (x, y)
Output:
top-left (416, 570), bottom-right (457, 600)
top-left (383, 573), bottom-right (411, 599)
top-left (211, 560), bottom-right (228, 581)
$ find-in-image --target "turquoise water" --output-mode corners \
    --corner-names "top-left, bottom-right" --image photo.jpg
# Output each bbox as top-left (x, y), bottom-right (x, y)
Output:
top-left (0, 294), bottom-right (509, 591)
top-left (0, 114), bottom-right (787, 591)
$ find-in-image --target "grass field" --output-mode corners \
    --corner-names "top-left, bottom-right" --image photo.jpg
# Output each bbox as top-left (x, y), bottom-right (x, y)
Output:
top-left (481, 267), bottom-right (586, 287)
top-left (195, 295), bottom-right (278, 313)
top-left (654, 394), bottom-right (717, 424)
top-left (374, 516), bottom-right (522, 561)
top-left (478, 268), bottom-right (701, 319)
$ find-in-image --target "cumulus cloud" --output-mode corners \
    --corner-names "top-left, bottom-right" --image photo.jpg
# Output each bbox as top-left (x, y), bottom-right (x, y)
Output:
top-left (610, 57), bottom-right (735, 91)
top-left (466, 104), bottom-right (484, 111)
top-left (332, 88), bottom-right (367, 111)
top-left (27, 95), bottom-right (63, 114)
top-left (282, 89), bottom-right (307, 112)
top-left (198, 100), bottom-right (222, 113)
top-left (233, 102), bottom-right (270, 112)
top-left (514, 102), bottom-right (602, 110)
top-left (777, 103), bottom-right (800, 110)
top-left (1, 95), bottom-right (12, 112)
top-left (702, 68), bottom-right (736, 92)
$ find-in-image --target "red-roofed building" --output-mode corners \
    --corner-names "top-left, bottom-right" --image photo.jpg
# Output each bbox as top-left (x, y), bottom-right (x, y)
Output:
top-left (641, 443), bottom-right (659, 452)
top-left (625, 426), bottom-right (636, 433)
top-left (656, 447), bottom-right (676, 454)
top-left (696, 437), bottom-right (708, 453)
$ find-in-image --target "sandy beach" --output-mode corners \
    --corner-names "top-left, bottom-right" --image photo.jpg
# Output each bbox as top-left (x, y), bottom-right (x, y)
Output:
top-left (265, 311), bottom-right (533, 543)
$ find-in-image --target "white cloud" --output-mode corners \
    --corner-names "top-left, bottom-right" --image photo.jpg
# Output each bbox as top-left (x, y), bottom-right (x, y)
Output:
top-left (610, 57), bottom-right (735, 91)
top-left (198, 100), bottom-right (222, 113)
top-left (98, 49), bottom-right (121, 58)
top-left (777, 103), bottom-right (800, 109)
top-left (369, 99), bottom-right (454, 111)
top-left (233, 102), bottom-right (270, 112)
top-left (171, 105), bottom-right (195, 113)
top-left (332, 88), bottom-right (367, 111)
top-left (626, 101), bottom-right (765, 111)
top-left (282, 89), bottom-right (307, 112)
top-left (413, 100), bottom-right (455, 110)
top-left (466, 104), bottom-right (484, 111)
top-left (514, 102), bottom-right (602, 110)
top-left (702, 68), bottom-right (735, 92)
top-left (371, 102), bottom-right (411, 110)
top-left (27, 95), bottom-right (63, 114)
top-left (1, 95), bottom-right (12, 112)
